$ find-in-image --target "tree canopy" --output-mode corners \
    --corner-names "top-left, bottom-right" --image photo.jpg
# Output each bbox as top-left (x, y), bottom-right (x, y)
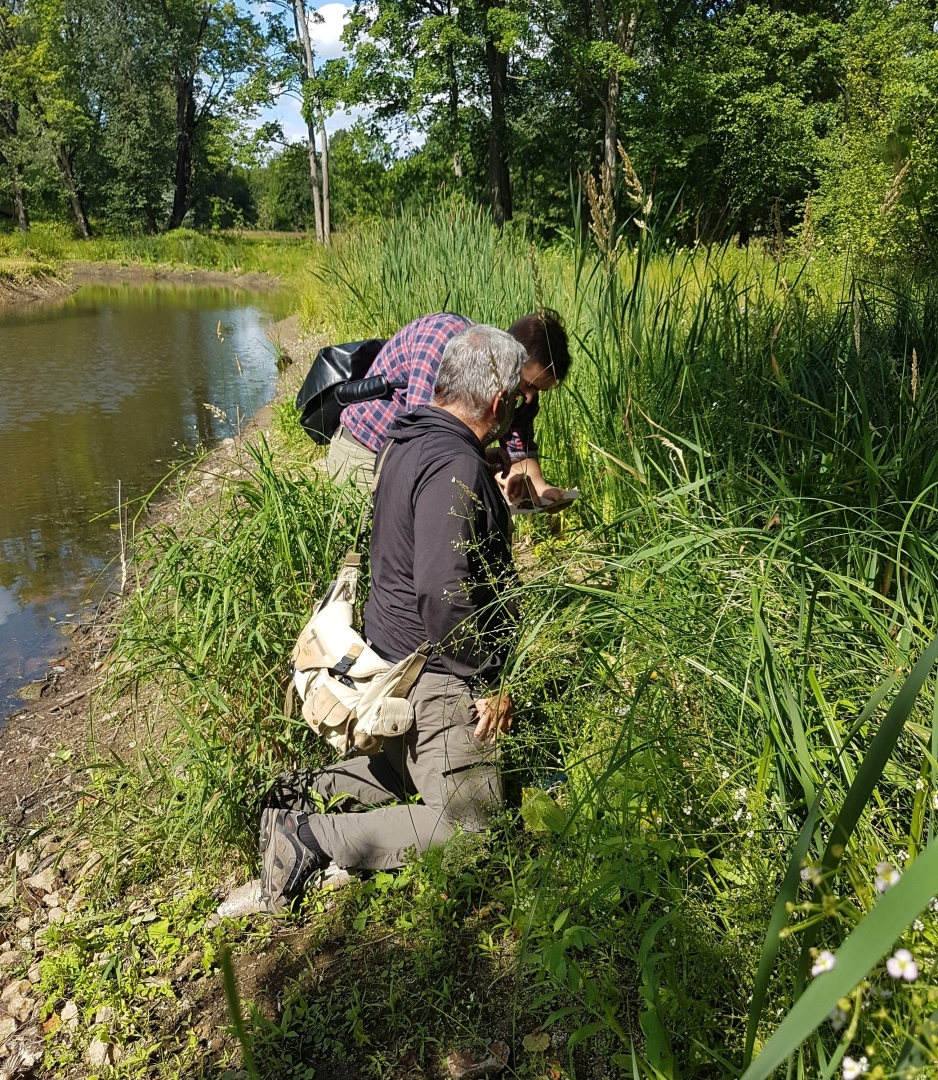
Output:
top-left (0, 0), bottom-right (936, 267)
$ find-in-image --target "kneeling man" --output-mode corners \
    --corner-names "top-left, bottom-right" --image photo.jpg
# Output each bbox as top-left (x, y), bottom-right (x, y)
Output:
top-left (257, 324), bottom-right (524, 912)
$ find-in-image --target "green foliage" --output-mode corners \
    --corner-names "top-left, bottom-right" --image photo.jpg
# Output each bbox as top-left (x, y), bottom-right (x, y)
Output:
top-left (253, 143), bottom-right (317, 232)
top-left (29, 211), bottom-right (938, 1077)
top-left (98, 437), bottom-right (368, 863)
top-left (813, 0), bottom-right (938, 269)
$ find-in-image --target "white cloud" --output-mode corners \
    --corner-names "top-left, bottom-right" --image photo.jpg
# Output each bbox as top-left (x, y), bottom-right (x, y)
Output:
top-left (274, 93), bottom-right (366, 141)
top-left (308, 2), bottom-right (350, 62)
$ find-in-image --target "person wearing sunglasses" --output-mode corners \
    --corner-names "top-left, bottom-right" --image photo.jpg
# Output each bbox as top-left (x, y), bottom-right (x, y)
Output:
top-left (326, 309), bottom-right (572, 503)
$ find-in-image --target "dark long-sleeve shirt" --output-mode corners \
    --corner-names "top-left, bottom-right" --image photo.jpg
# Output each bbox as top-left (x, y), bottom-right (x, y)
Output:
top-left (363, 405), bottom-right (517, 686)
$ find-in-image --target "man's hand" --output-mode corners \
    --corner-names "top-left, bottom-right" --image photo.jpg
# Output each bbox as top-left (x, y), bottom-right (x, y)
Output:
top-left (505, 458), bottom-right (563, 503)
top-left (505, 471), bottom-right (539, 506)
top-left (473, 692), bottom-right (513, 742)
top-left (485, 446), bottom-right (511, 481)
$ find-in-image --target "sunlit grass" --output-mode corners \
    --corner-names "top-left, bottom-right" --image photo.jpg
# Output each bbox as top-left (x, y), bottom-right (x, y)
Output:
top-left (0, 221), bottom-right (323, 287)
top-left (61, 205), bottom-right (938, 1078)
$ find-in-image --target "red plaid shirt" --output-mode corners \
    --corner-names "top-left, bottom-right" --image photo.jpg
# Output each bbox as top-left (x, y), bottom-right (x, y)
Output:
top-left (340, 312), bottom-right (539, 460)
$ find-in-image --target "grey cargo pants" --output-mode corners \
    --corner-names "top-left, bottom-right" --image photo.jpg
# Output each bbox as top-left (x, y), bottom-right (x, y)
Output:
top-left (265, 671), bottom-right (503, 870)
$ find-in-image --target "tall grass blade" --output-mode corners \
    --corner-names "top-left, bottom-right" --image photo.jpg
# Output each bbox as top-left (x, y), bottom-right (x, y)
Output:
top-left (793, 633), bottom-right (938, 994)
top-left (741, 835), bottom-right (938, 1080)
top-left (743, 796), bottom-right (822, 1067)
top-left (221, 945), bottom-right (259, 1080)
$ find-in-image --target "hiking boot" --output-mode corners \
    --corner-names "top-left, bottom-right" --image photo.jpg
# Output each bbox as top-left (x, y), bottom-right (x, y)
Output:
top-left (260, 809), bottom-right (329, 914)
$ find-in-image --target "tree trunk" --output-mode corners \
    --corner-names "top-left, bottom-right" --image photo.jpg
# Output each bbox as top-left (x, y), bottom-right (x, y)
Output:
top-left (320, 124), bottom-right (331, 243)
top-left (35, 106), bottom-right (91, 238)
top-left (603, 7), bottom-right (638, 181)
top-left (484, 24), bottom-right (512, 226)
top-left (12, 161), bottom-right (29, 231)
top-left (447, 44), bottom-right (462, 178)
top-left (305, 126), bottom-right (323, 242)
top-left (0, 101), bottom-right (29, 231)
top-left (56, 147), bottom-right (91, 238)
top-left (168, 75), bottom-right (196, 229)
top-left (167, 5), bottom-right (210, 230)
top-left (293, 0), bottom-right (324, 243)
top-left (41, 126), bottom-right (91, 238)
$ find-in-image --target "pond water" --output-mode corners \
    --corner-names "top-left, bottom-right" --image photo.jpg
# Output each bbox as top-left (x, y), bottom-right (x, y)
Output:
top-left (0, 283), bottom-right (290, 720)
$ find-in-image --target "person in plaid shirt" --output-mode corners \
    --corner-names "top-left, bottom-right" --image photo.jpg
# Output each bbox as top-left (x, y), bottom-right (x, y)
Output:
top-left (326, 310), bottom-right (571, 499)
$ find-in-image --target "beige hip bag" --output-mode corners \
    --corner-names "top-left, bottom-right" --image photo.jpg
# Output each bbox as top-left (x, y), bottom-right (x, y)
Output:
top-left (287, 552), bottom-right (429, 757)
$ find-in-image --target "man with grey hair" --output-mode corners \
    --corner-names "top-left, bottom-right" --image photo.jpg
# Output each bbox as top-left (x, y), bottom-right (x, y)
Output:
top-left (240, 325), bottom-right (524, 914)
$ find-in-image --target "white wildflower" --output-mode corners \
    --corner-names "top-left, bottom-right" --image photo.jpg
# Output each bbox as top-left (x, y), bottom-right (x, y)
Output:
top-left (916, 778), bottom-right (926, 790)
top-left (842, 1056), bottom-right (869, 1080)
top-left (828, 1005), bottom-right (849, 1031)
top-left (811, 950), bottom-right (836, 976)
top-left (735, 787), bottom-right (747, 802)
top-left (930, 897), bottom-right (938, 913)
top-left (898, 849), bottom-right (910, 862)
top-left (875, 862), bottom-right (900, 893)
top-left (913, 919), bottom-right (924, 932)
top-left (933, 791), bottom-right (938, 810)
top-left (733, 807), bottom-right (743, 822)
top-left (800, 865), bottom-right (821, 885)
top-left (886, 948), bottom-right (919, 981)
top-left (746, 830), bottom-right (754, 838)
top-left (683, 805), bottom-right (692, 816)
top-left (721, 770), bottom-right (729, 779)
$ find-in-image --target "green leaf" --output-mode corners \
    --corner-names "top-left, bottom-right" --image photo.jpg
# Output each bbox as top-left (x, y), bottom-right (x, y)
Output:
top-left (520, 790), bottom-right (569, 834)
top-left (523, 1032), bottom-right (551, 1053)
top-left (742, 836), bottom-right (938, 1080)
top-left (711, 859), bottom-right (748, 886)
top-left (567, 1021), bottom-right (606, 1050)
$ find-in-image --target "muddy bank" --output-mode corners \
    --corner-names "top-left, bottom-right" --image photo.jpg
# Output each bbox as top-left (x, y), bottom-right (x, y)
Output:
top-left (0, 260), bottom-right (279, 307)
top-left (67, 260), bottom-right (279, 292)
top-left (0, 271), bottom-right (75, 306)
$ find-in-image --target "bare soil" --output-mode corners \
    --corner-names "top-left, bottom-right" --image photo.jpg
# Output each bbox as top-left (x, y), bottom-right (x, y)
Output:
top-left (66, 262), bottom-right (280, 293)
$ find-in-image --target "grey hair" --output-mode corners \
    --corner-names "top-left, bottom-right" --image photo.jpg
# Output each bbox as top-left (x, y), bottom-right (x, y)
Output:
top-left (433, 324), bottom-right (525, 421)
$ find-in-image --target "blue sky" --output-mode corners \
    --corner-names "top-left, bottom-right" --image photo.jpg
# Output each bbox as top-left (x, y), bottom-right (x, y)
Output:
top-left (257, 1), bottom-right (365, 143)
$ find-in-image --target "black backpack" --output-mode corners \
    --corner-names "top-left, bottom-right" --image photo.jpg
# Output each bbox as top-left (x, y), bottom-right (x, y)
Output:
top-left (295, 339), bottom-right (406, 444)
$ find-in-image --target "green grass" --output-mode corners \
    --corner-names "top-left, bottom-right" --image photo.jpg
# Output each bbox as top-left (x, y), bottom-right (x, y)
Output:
top-left (18, 206), bottom-right (938, 1079)
top-left (0, 221), bottom-right (323, 288)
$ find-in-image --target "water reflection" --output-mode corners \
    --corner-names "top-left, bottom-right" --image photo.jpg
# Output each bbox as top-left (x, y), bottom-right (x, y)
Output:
top-left (0, 283), bottom-right (288, 717)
